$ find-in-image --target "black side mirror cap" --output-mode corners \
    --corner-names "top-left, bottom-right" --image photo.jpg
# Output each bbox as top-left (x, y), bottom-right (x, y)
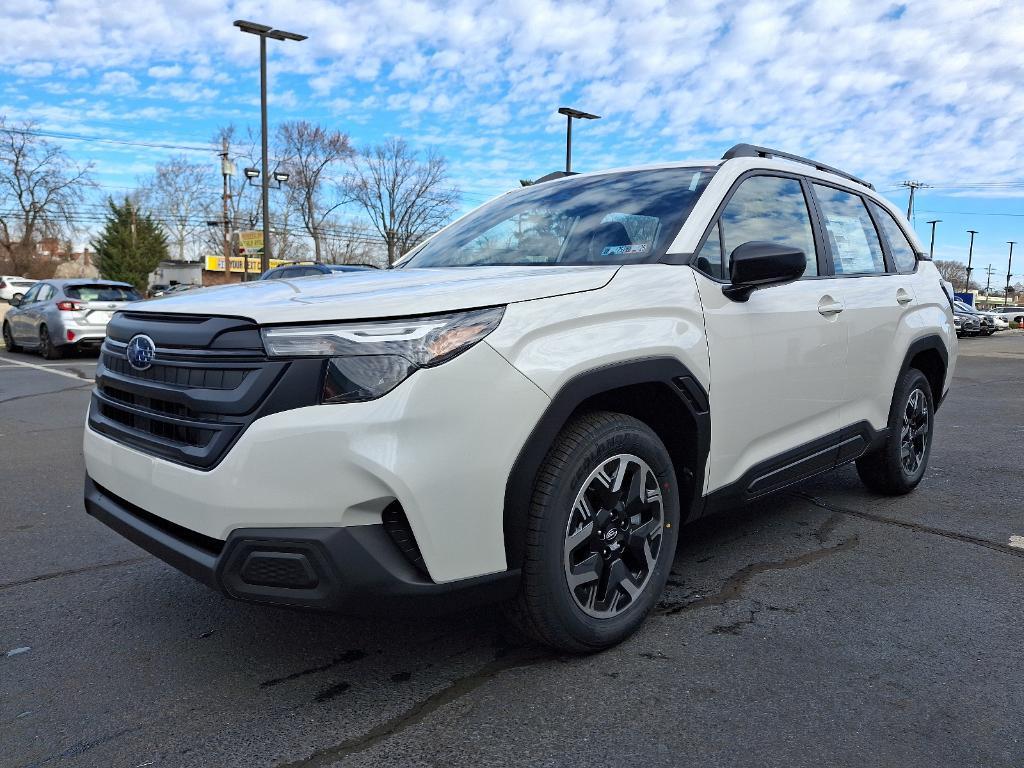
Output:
top-left (9, 295), bottom-right (22, 307)
top-left (722, 241), bottom-right (807, 302)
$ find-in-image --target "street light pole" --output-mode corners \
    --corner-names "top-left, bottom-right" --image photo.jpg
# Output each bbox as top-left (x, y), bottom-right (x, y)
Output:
top-left (557, 107), bottom-right (601, 174)
top-left (926, 219), bottom-right (941, 259)
top-left (965, 229), bottom-right (978, 292)
top-left (234, 19), bottom-right (307, 275)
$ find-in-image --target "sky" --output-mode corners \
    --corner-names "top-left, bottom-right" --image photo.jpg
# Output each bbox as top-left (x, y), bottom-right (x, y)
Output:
top-left (1, 0), bottom-right (1023, 278)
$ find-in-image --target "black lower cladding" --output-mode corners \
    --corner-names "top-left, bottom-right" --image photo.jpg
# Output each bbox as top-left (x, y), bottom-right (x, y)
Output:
top-left (88, 312), bottom-right (324, 469)
top-left (84, 477), bottom-right (520, 614)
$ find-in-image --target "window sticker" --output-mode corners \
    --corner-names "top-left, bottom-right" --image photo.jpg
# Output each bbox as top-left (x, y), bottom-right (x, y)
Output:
top-left (600, 243), bottom-right (648, 256)
top-left (825, 214), bottom-right (874, 272)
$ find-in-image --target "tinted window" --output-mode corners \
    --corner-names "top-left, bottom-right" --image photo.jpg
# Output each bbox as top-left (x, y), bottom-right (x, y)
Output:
top-left (869, 201), bottom-right (918, 273)
top-left (403, 168), bottom-right (715, 267)
top-left (695, 222), bottom-right (724, 279)
top-left (65, 284), bottom-right (141, 301)
top-left (720, 176), bottom-right (818, 277)
top-left (20, 284), bottom-right (41, 303)
top-left (813, 185), bottom-right (886, 275)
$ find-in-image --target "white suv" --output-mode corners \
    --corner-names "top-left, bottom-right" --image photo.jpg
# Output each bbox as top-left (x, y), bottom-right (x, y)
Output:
top-left (83, 145), bottom-right (955, 652)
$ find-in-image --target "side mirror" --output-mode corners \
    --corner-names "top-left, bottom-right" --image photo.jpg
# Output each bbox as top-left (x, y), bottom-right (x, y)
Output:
top-left (9, 295), bottom-right (22, 307)
top-left (723, 241), bottom-right (806, 302)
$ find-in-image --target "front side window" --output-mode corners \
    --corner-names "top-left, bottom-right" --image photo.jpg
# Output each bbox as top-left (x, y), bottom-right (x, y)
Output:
top-left (695, 222), bottom-right (724, 279)
top-left (814, 185), bottom-right (886, 275)
top-left (20, 285), bottom-right (41, 303)
top-left (869, 201), bottom-right (918, 273)
top-left (401, 168), bottom-right (715, 268)
top-left (718, 175), bottom-right (818, 278)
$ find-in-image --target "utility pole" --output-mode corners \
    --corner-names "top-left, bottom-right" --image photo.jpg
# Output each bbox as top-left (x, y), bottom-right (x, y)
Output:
top-left (965, 229), bottom-right (978, 291)
top-left (219, 137), bottom-right (238, 280)
top-left (926, 219), bottom-right (941, 258)
top-left (1007, 241), bottom-right (1016, 306)
top-left (901, 181), bottom-right (930, 220)
top-left (983, 264), bottom-right (995, 297)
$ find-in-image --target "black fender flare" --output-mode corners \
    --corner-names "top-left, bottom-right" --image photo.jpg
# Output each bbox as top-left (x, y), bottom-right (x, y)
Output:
top-left (900, 334), bottom-right (950, 411)
top-left (502, 356), bottom-right (711, 569)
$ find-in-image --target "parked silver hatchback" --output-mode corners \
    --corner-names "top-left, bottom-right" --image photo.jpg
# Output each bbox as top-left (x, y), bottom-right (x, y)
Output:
top-left (3, 279), bottom-right (142, 359)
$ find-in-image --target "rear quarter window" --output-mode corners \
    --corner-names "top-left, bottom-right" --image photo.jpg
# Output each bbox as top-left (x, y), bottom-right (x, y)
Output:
top-left (869, 202), bottom-right (918, 273)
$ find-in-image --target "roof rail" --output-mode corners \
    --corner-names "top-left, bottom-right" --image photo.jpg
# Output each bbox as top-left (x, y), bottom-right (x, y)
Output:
top-left (721, 143), bottom-right (874, 190)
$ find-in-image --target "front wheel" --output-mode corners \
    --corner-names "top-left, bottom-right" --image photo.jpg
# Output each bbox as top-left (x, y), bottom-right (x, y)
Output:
top-left (504, 411), bottom-right (680, 653)
top-left (2, 321), bottom-right (21, 352)
top-left (856, 368), bottom-right (934, 495)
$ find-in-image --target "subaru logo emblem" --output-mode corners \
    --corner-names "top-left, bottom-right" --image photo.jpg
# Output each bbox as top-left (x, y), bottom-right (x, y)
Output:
top-left (126, 334), bottom-right (156, 371)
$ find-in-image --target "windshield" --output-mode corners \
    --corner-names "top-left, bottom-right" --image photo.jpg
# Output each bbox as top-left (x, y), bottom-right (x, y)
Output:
top-left (66, 284), bottom-right (141, 302)
top-left (401, 167), bottom-right (715, 268)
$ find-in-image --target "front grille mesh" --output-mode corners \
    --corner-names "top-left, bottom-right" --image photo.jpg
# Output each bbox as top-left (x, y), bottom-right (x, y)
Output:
top-left (102, 352), bottom-right (250, 389)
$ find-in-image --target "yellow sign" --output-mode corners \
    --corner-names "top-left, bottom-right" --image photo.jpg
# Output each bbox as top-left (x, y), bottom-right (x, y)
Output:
top-left (204, 255), bottom-right (293, 273)
top-left (237, 230), bottom-right (264, 256)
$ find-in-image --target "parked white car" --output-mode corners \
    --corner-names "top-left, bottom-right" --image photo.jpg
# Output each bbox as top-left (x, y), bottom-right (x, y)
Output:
top-left (986, 306), bottom-right (1024, 326)
top-left (0, 275), bottom-right (37, 303)
top-left (83, 144), bottom-right (956, 652)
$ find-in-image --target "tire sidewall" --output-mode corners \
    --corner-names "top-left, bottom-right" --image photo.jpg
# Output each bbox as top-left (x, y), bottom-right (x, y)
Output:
top-left (886, 368), bottom-right (934, 490)
top-left (534, 422), bottom-right (680, 649)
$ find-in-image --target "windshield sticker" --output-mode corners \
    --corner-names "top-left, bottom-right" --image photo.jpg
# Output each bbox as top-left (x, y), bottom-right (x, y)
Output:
top-left (601, 243), bottom-right (648, 256)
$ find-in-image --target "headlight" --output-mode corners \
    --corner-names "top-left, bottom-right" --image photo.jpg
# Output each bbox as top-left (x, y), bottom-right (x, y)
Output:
top-left (261, 307), bottom-right (505, 404)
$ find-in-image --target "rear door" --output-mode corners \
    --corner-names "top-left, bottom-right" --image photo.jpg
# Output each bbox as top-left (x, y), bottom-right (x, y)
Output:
top-left (809, 184), bottom-right (919, 432)
top-left (22, 284), bottom-right (54, 341)
top-left (693, 173), bottom-right (848, 497)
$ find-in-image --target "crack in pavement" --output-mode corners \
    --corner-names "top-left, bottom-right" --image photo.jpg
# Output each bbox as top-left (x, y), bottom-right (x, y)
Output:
top-left (0, 557), bottom-right (148, 592)
top-left (19, 724), bottom-right (143, 768)
top-left (274, 647), bottom-right (552, 768)
top-left (0, 383), bottom-right (92, 405)
top-left (657, 536), bottom-right (859, 616)
top-left (792, 492), bottom-right (1024, 559)
top-left (260, 649), bottom-right (368, 689)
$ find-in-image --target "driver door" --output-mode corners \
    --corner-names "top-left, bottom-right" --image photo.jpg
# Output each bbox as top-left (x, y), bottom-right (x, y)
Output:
top-left (693, 174), bottom-right (848, 498)
top-left (9, 283), bottom-right (42, 343)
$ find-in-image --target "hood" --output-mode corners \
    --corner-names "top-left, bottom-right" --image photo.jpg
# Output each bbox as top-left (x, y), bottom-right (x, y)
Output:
top-left (130, 265), bottom-right (617, 324)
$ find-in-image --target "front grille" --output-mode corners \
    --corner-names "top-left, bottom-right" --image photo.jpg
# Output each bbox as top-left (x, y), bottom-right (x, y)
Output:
top-left (88, 313), bottom-right (324, 469)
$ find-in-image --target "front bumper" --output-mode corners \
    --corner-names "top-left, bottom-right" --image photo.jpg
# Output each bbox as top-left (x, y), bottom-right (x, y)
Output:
top-left (84, 340), bottom-right (550, 584)
top-left (84, 477), bottom-right (518, 613)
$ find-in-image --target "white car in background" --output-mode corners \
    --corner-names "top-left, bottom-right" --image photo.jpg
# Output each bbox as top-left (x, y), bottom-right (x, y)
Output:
top-left (0, 276), bottom-right (37, 303)
top-left (986, 306), bottom-right (1024, 326)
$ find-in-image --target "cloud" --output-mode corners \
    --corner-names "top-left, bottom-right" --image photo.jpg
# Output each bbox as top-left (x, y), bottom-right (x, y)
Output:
top-left (14, 61), bottom-right (53, 77)
top-left (148, 64), bottom-right (182, 79)
top-left (96, 70), bottom-right (139, 95)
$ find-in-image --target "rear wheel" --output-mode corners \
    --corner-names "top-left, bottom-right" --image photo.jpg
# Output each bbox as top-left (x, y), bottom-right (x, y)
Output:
top-left (38, 325), bottom-right (63, 360)
top-left (504, 411), bottom-right (680, 653)
top-left (2, 321), bottom-right (21, 352)
top-left (856, 368), bottom-right (934, 495)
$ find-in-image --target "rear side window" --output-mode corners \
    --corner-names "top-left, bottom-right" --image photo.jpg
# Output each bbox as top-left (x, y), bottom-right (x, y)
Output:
top-left (813, 185), bottom-right (886, 275)
top-left (869, 202), bottom-right (918, 273)
top-left (717, 175), bottom-right (818, 278)
top-left (66, 284), bottom-right (141, 301)
top-left (37, 285), bottom-right (55, 302)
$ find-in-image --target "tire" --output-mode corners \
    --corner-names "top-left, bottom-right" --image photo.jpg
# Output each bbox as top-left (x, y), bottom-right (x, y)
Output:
top-left (504, 411), bottom-right (680, 653)
top-left (855, 368), bottom-right (934, 495)
top-left (2, 321), bottom-right (21, 353)
top-left (38, 325), bottom-right (63, 360)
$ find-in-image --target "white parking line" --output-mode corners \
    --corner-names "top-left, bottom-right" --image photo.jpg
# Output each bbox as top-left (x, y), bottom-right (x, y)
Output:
top-left (1010, 536), bottom-right (1024, 550)
top-left (0, 356), bottom-right (94, 382)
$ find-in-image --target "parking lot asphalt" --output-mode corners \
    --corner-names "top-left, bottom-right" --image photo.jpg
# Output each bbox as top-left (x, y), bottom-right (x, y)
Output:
top-left (1, 335), bottom-right (1023, 768)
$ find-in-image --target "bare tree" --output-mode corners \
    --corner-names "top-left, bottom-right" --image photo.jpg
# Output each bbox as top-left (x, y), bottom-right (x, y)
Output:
top-left (278, 121), bottom-right (353, 263)
top-left (138, 154), bottom-right (214, 261)
top-left (0, 118), bottom-right (93, 275)
top-left (321, 217), bottom-right (385, 266)
top-left (348, 138), bottom-right (460, 264)
top-left (934, 259), bottom-right (978, 291)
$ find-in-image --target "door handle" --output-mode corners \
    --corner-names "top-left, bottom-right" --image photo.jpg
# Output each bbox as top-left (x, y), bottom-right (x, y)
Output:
top-left (896, 288), bottom-right (913, 305)
top-left (817, 296), bottom-right (845, 316)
